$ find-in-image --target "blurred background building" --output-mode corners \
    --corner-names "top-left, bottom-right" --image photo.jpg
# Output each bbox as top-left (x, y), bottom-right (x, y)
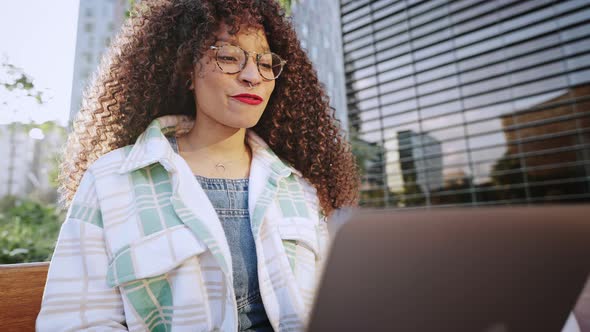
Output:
top-left (291, 0), bottom-right (349, 129)
top-left (0, 123), bottom-right (65, 201)
top-left (340, 0), bottom-right (590, 208)
top-left (69, 0), bottom-right (130, 122)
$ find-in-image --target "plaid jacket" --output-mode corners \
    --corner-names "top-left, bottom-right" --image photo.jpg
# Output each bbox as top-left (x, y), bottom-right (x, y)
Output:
top-left (37, 115), bottom-right (330, 332)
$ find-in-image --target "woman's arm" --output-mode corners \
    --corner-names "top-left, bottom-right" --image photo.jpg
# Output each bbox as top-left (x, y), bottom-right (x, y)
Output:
top-left (36, 171), bottom-right (127, 331)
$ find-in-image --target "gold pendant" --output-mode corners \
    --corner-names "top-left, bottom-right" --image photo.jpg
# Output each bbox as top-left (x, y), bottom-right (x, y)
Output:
top-left (215, 163), bottom-right (226, 173)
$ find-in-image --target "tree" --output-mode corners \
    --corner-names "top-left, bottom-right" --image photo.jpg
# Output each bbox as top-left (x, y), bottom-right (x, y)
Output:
top-left (1, 62), bottom-right (43, 104)
top-left (0, 196), bottom-right (64, 263)
top-left (1, 61), bottom-right (63, 264)
top-left (276, 0), bottom-right (295, 15)
top-left (1, 61), bottom-right (48, 197)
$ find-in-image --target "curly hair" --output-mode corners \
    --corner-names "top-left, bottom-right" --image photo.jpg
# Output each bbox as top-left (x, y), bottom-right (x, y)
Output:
top-left (60, 0), bottom-right (359, 217)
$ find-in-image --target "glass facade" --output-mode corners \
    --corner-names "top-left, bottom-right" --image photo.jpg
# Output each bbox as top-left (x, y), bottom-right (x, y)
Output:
top-left (342, 0), bottom-right (590, 208)
top-left (291, 0), bottom-right (349, 128)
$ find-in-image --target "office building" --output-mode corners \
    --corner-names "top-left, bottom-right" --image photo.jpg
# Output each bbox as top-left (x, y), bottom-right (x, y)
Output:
top-left (69, 0), bottom-right (130, 122)
top-left (341, 0), bottom-right (590, 207)
top-left (291, 0), bottom-right (349, 128)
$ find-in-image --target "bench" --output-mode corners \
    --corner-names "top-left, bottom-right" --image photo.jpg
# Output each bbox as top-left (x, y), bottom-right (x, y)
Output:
top-left (0, 261), bottom-right (589, 331)
top-left (0, 262), bottom-right (49, 332)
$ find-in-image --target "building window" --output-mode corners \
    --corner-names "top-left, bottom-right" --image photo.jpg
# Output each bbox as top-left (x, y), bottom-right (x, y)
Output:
top-left (323, 35), bottom-right (331, 49)
top-left (83, 52), bottom-right (92, 64)
top-left (342, 0), bottom-right (590, 208)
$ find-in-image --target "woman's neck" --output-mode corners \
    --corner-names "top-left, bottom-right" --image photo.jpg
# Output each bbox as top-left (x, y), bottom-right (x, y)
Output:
top-left (176, 115), bottom-right (251, 178)
top-left (181, 122), bottom-right (248, 157)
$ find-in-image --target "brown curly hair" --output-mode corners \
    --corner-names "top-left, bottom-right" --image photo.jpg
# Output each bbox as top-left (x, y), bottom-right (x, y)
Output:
top-left (61, 0), bottom-right (359, 217)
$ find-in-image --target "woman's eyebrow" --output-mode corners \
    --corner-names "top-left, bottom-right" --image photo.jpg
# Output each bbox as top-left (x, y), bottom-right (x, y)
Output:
top-left (215, 40), bottom-right (271, 53)
top-left (216, 36), bottom-right (235, 43)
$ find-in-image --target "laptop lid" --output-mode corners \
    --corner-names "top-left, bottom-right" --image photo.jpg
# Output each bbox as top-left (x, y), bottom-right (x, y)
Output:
top-left (307, 205), bottom-right (590, 332)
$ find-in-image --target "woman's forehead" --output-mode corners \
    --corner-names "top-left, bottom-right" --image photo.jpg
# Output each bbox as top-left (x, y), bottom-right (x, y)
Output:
top-left (215, 24), bottom-right (270, 52)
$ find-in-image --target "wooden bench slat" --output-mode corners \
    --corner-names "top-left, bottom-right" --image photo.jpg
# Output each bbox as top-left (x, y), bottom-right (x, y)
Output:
top-left (0, 262), bottom-right (49, 332)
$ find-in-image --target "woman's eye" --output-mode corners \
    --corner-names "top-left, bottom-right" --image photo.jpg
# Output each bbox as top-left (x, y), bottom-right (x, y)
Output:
top-left (219, 56), bottom-right (239, 63)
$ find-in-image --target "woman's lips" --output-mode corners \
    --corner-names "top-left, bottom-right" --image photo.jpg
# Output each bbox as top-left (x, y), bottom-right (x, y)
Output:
top-left (231, 94), bottom-right (263, 105)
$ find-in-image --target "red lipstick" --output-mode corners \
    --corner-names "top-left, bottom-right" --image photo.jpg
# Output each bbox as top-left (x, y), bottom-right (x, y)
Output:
top-left (231, 93), bottom-right (263, 105)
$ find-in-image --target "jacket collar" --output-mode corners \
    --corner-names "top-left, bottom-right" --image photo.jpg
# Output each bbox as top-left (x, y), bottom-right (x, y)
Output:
top-left (117, 115), bottom-right (301, 177)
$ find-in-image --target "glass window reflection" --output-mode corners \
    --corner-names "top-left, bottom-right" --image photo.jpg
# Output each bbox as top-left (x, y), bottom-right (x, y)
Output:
top-left (380, 76), bottom-right (416, 94)
top-left (416, 63), bottom-right (457, 84)
top-left (382, 111), bottom-right (419, 128)
top-left (510, 62), bottom-right (566, 86)
top-left (429, 125), bottom-right (467, 142)
top-left (460, 62), bottom-right (508, 85)
top-left (357, 109), bottom-right (380, 123)
top-left (463, 88), bottom-right (512, 109)
top-left (412, 29), bottom-right (452, 51)
top-left (450, 0), bottom-right (496, 24)
top-left (422, 113), bottom-right (464, 131)
top-left (464, 102), bottom-right (513, 122)
top-left (560, 24), bottom-right (590, 42)
top-left (342, 0), bottom-right (590, 208)
top-left (466, 119), bottom-right (503, 136)
top-left (569, 68), bottom-right (590, 86)
top-left (382, 98), bottom-right (418, 116)
top-left (470, 145), bottom-right (509, 165)
top-left (417, 76), bottom-right (460, 95)
top-left (420, 100), bottom-right (463, 119)
top-left (511, 76), bottom-right (568, 99)
top-left (453, 7), bottom-right (498, 35)
top-left (462, 76), bottom-right (511, 97)
top-left (468, 132), bottom-right (507, 150)
top-left (343, 25), bottom-right (373, 43)
top-left (376, 48), bottom-right (411, 64)
top-left (419, 88), bottom-right (460, 107)
top-left (380, 87), bottom-right (416, 106)
top-left (358, 118), bottom-right (381, 133)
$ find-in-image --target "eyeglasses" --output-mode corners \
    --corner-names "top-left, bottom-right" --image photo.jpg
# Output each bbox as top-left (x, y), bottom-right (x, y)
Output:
top-left (209, 44), bottom-right (286, 80)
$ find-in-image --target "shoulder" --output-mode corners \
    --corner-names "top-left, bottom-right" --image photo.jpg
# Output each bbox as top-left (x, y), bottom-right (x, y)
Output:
top-left (292, 173), bottom-right (317, 199)
top-left (70, 144), bottom-right (133, 199)
top-left (87, 145), bottom-right (134, 179)
top-left (287, 171), bottom-right (323, 217)
top-left (76, 145), bottom-right (138, 209)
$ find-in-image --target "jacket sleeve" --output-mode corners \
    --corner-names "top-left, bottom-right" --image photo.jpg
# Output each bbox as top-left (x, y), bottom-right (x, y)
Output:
top-left (37, 170), bottom-right (127, 331)
top-left (317, 213), bottom-right (330, 262)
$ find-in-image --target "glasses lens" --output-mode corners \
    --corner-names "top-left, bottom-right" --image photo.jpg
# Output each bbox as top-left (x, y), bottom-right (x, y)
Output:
top-left (258, 53), bottom-right (284, 80)
top-left (216, 45), bottom-right (245, 74)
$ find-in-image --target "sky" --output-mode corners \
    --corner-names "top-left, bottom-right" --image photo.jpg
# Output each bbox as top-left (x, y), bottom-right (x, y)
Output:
top-left (0, 0), bottom-right (80, 126)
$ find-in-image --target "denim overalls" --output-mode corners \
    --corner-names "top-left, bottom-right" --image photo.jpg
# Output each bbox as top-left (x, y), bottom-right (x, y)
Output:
top-left (169, 136), bottom-right (272, 331)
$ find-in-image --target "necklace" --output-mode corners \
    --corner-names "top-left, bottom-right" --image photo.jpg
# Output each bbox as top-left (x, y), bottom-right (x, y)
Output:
top-left (204, 149), bottom-right (249, 174)
top-left (177, 136), bottom-right (250, 175)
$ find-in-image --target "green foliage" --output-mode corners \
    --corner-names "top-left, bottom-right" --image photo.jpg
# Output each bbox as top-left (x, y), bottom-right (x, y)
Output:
top-left (47, 153), bottom-right (62, 190)
top-left (125, 0), bottom-right (136, 18)
top-left (0, 196), bottom-right (64, 264)
top-left (276, 0), bottom-right (294, 15)
top-left (1, 62), bottom-right (43, 104)
top-left (125, 0), bottom-right (149, 19)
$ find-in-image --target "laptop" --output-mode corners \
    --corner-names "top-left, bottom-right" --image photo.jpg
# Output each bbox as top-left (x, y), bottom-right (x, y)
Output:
top-left (306, 205), bottom-right (590, 332)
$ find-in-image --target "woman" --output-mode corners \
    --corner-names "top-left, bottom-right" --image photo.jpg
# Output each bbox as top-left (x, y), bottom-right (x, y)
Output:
top-left (37, 0), bottom-right (359, 331)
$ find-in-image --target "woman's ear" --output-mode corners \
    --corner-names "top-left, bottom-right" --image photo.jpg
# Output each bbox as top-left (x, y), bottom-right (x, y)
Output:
top-left (188, 72), bottom-right (194, 90)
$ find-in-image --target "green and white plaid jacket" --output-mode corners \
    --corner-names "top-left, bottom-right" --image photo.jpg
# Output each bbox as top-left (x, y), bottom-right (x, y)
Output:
top-left (37, 115), bottom-right (330, 332)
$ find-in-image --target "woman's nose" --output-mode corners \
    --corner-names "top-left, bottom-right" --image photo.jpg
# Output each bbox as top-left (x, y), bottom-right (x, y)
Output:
top-left (238, 55), bottom-right (262, 86)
